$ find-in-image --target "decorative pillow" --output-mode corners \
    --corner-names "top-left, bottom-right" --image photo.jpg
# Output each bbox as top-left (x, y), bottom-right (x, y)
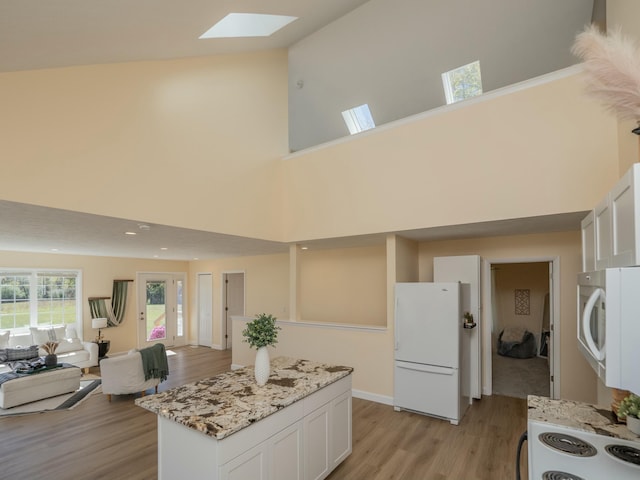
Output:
top-left (0, 349), bottom-right (7, 362)
top-left (53, 326), bottom-right (67, 340)
top-left (0, 330), bottom-right (9, 349)
top-left (30, 327), bottom-right (57, 345)
top-left (5, 345), bottom-right (40, 361)
top-left (65, 326), bottom-right (78, 339)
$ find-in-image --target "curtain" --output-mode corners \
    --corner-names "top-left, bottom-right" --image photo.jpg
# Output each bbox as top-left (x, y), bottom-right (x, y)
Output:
top-left (89, 279), bottom-right (133, 326)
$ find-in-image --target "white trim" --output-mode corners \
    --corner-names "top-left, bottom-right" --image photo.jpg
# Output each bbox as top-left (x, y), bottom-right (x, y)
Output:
top-left (231, 363), bottom-right (244, 370)
top-left (195, 272), bottom-right (213, 347)
top-left (482, 256), bottom-right (561, 399)
top-left (285, 64), bottom-right (583, 159)
top-left (211, 343), bottom-right (224, 350)
top-left (352, 389), bottom-right (393, 406)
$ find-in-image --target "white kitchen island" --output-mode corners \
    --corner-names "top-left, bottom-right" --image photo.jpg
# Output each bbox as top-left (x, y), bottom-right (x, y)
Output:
top-left (135, 357), bottom-right (353, 480)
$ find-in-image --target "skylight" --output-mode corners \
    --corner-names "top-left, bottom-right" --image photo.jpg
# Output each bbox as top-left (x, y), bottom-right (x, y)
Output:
top-left (441, 60), bottom-right (483, 105)
top-left (199, 13), bottom-right (298, 39)
top-left (341, 104), bottom-right (376, 135)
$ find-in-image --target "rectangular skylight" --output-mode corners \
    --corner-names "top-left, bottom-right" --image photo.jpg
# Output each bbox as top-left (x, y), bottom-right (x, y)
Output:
top-left (342, 104), bottom-right (376, 135)
top-left (442, 60), bottom-right (483, 105)
top-left (199, 13), bottom-right (298, 39)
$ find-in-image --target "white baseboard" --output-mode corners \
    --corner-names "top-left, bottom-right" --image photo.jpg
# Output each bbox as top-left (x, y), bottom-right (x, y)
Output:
top-left (352, 389), bottom-right (393, 406)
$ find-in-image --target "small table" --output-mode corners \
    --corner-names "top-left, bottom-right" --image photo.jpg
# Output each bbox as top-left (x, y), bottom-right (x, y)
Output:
top-left (95, 340), bottom-right (110, 359)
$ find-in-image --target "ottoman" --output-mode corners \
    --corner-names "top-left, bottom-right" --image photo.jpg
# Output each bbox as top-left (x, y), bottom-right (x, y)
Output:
top-left (0, 366), bottom-right (82, 409)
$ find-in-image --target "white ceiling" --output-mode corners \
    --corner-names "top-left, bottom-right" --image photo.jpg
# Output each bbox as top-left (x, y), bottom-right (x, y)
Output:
top-left (0, 200), bottom-right (586, 261)
top-left (0, 0), bottom-right (591, 260)
top-left (0, 0), bottom-right (369, 73)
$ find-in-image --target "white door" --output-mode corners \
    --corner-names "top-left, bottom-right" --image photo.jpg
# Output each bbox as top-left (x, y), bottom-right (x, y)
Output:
top-left (198, 273), bottom-right (213, 347)
top-left (137, 272), bottom-right (185, 349)
top-left (434, 255), bottom-right (481, 399)
top-left (223, 272), bottom-right (245, 349)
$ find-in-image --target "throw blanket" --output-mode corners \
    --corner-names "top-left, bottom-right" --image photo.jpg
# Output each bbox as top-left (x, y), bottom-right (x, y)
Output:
top-left (139, 343), bottom-right (169, 382)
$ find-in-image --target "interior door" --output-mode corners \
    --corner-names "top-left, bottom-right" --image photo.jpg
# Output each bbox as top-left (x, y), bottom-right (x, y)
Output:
top-left (224, 272), bottom-right (245, 349)
top-left (137, 273), bottom-right (185, 348)
top-left (197, 273), bottom-right (213, 347)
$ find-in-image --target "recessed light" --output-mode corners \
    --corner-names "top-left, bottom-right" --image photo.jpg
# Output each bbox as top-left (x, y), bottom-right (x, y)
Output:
top-left (160, 247), bottom-right (168, 251)
top-left (301, 246), bottom-right (309, 250)
top-left (125, 231), bottom-right (137, 236)
top-left (138, 224), bottom-right (151, 231)
top-left (153, 255), bottom-right (159, 258)
top-left (193, 257), bottom-right (199, 260)
top-left (51, 248), bottom-right (59, 252)
top-left (199, 13), bottom-right (298, 39)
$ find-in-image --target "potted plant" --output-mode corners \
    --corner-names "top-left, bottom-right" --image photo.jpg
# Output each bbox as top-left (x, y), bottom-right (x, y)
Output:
top-left (42, 341), bottom-right (59, 367)
top-left (618, 393), bottom-right (640, 435)
top-left (242, 313), bottom-right (281, 386)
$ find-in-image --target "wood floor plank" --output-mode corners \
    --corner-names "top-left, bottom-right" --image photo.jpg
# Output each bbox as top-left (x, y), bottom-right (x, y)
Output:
top-left (0, 347), bottom-right (529, 479)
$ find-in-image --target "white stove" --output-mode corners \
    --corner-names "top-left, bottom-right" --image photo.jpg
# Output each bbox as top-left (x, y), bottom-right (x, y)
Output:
top-left (528, 419), bottom-right (640, 479)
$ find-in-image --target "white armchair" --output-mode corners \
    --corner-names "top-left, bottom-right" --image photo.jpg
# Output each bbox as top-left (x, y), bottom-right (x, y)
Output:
top-left (99, 350), bottom-right (163, 401)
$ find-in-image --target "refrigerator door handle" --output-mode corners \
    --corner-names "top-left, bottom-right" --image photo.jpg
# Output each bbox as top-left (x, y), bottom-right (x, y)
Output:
top-left (396, 362), bottom-right (454, 376)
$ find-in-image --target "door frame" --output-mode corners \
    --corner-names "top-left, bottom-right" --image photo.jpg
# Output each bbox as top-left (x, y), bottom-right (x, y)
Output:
top-left (196, 272), bottom-right (213, 348)
top-left (136, 271), bottom-right (187, 349)
top-left (220, 270), bottom-right (245, 351)
top-left (482, 256), bottom-right (560, 399)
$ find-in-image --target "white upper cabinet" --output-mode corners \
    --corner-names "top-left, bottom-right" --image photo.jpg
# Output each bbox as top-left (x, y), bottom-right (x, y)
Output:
top-left (582, 164), bottom-right (640, 271)
top-left (611, 164), bottom-right (640, 268)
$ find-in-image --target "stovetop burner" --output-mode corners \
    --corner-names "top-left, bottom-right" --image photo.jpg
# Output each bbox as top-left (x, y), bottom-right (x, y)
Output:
top-left (605, 444), bottom-right (640, 466)
top-left (542, 472), bottom-right (585, 480)
top-left (538, 432), bottom-right (597, 457)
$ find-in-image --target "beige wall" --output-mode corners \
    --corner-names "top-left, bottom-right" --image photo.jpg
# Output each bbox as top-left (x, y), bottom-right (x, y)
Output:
top-left (0, 250), bottom-right (188, 353)
top-left (299, 245), bottom-right (386, 326)
top-left (189, 254), bottom-right (289, 347)
top-left (0, 50), bottom-right (289, 241)
top-left (418, 231), bottom-right (597, 404)
top-left (283, 69), bottom-right (619, 243)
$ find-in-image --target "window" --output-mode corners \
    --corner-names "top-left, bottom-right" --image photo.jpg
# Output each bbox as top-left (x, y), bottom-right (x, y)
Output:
top-left (342, 104), bottom-right (376, 135)
top-left (442, 60), bottom-right (483, 105)
top-left (0, 269), bottom-right (81, 333)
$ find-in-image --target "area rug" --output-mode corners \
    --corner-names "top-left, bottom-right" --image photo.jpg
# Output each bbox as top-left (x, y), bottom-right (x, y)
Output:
top-left (0, 377), bottom-right (101, 417)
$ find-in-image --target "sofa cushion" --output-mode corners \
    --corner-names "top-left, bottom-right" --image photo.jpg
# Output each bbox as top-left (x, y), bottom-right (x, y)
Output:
top-left (30, 326), bottom-right (67, 345)
top-left (4, 345), bottom-right (39, 361)
top-left (56, 338), bottom-right (83, 354)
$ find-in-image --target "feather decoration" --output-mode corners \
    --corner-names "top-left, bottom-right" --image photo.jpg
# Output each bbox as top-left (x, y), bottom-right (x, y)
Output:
top-left (571, 25), bottom-right (640, 121)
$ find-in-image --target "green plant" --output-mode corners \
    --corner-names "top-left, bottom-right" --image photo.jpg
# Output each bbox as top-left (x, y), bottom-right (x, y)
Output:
top-left (242, 313), bottom-right (281, 349)
top-left (618, 393), bottom-right (640, 420)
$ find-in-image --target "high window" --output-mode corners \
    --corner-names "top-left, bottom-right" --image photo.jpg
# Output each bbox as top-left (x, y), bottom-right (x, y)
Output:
top-left (342, 104), bottom-right (376, 135)
top-left (442, 60), bottom-right (483, 105)
top-left (0, 269), bottom-right (81, 333)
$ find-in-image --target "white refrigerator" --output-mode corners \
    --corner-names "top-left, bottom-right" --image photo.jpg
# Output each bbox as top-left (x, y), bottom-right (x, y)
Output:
top-left (393, 282), bottom-right (470, 425)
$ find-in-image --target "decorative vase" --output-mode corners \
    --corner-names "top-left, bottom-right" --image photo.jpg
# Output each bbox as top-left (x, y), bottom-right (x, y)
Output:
top-left (44, 353), bottom-right (58, 367)
top-left (254, 346), bottom-right (270, 386)
top-left (627, 415), bottom-right (640, 435)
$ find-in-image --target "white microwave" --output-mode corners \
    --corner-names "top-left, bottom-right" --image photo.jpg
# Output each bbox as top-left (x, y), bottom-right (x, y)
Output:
top-left (577, 268), bottom-right (640, 393)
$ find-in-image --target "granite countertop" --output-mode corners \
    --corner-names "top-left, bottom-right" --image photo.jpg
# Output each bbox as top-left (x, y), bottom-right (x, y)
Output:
top-left (528, 395), bottom-right (640, 442)
top-left (135, 356), bottom-right (353, 440)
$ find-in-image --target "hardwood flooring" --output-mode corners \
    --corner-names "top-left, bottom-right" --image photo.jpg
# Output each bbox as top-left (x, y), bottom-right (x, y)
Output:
top-left (0, 347), bottom-right (528, 479)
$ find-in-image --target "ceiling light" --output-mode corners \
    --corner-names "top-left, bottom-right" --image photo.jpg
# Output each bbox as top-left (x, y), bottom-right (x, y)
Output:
top-left (138, 224), bottom-right (151, 231)
top-left (199, 13), bottom-right (298, 39)
top-left (125, 231), bottom-right (137, 236)
top-left (301, 246), bottom-right (309, 250)
top-left (160, 247), bottom-right (168, 251)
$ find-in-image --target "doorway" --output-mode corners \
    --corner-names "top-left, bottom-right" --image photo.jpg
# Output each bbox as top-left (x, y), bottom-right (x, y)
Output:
top-left (222, 272), bottom-right (245, 350)
top-left (136, 272), bottom-right (186, 349)
top-left (482, 258), bottom-right (560, 399)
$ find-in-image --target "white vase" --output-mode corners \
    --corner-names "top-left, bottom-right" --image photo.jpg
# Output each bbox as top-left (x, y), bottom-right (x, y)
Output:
top-left (627, 415), bottom-right (640, 435)
top-left (254, 346), bottom-right (270, 386)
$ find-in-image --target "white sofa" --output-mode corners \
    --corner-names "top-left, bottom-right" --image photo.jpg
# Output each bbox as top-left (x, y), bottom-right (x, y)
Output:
top-left (0, 325), bottom-right (99, 371)
top-left (99, 350), bottom-right (162, 401)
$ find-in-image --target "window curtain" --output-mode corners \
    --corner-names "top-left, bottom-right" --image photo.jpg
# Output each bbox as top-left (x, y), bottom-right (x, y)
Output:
top-left (89, 279), bottom-right (133, 326)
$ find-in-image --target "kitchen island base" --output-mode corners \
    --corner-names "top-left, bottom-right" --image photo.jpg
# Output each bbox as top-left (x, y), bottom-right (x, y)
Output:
top-left (156, 374), bottom-right (352, 480)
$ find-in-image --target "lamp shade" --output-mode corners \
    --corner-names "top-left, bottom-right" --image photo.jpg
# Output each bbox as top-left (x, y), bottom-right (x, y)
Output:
top-left (92, 318), bottom-right (108, 329)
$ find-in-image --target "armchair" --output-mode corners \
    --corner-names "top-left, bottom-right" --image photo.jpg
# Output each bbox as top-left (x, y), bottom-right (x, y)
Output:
top-left (99, 348), bottom-right (167, 401)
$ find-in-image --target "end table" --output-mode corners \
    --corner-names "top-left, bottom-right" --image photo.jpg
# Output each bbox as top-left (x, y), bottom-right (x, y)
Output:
top-left (96, 340), bottom-right (111, 359)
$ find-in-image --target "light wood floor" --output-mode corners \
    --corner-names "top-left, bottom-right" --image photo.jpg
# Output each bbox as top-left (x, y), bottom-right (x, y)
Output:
top-left (0, 347), bottom-right (529, 479)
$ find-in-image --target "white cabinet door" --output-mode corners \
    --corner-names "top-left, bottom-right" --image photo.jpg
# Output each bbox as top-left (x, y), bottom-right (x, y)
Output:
top-left (581, 210), bottom-right (595, 272)
top-left (330, 391), bottom-right (352, 469)
top-left (271, 421), bottom-right (303, 480)
top-left (611, 164), bottom-right (640, 267)
top-left (220, 443), bottom-right (268, 480)
top-left (304, 403), bottom-right (330, 480)
top-left (595, 194), bottom-right (612, 270)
